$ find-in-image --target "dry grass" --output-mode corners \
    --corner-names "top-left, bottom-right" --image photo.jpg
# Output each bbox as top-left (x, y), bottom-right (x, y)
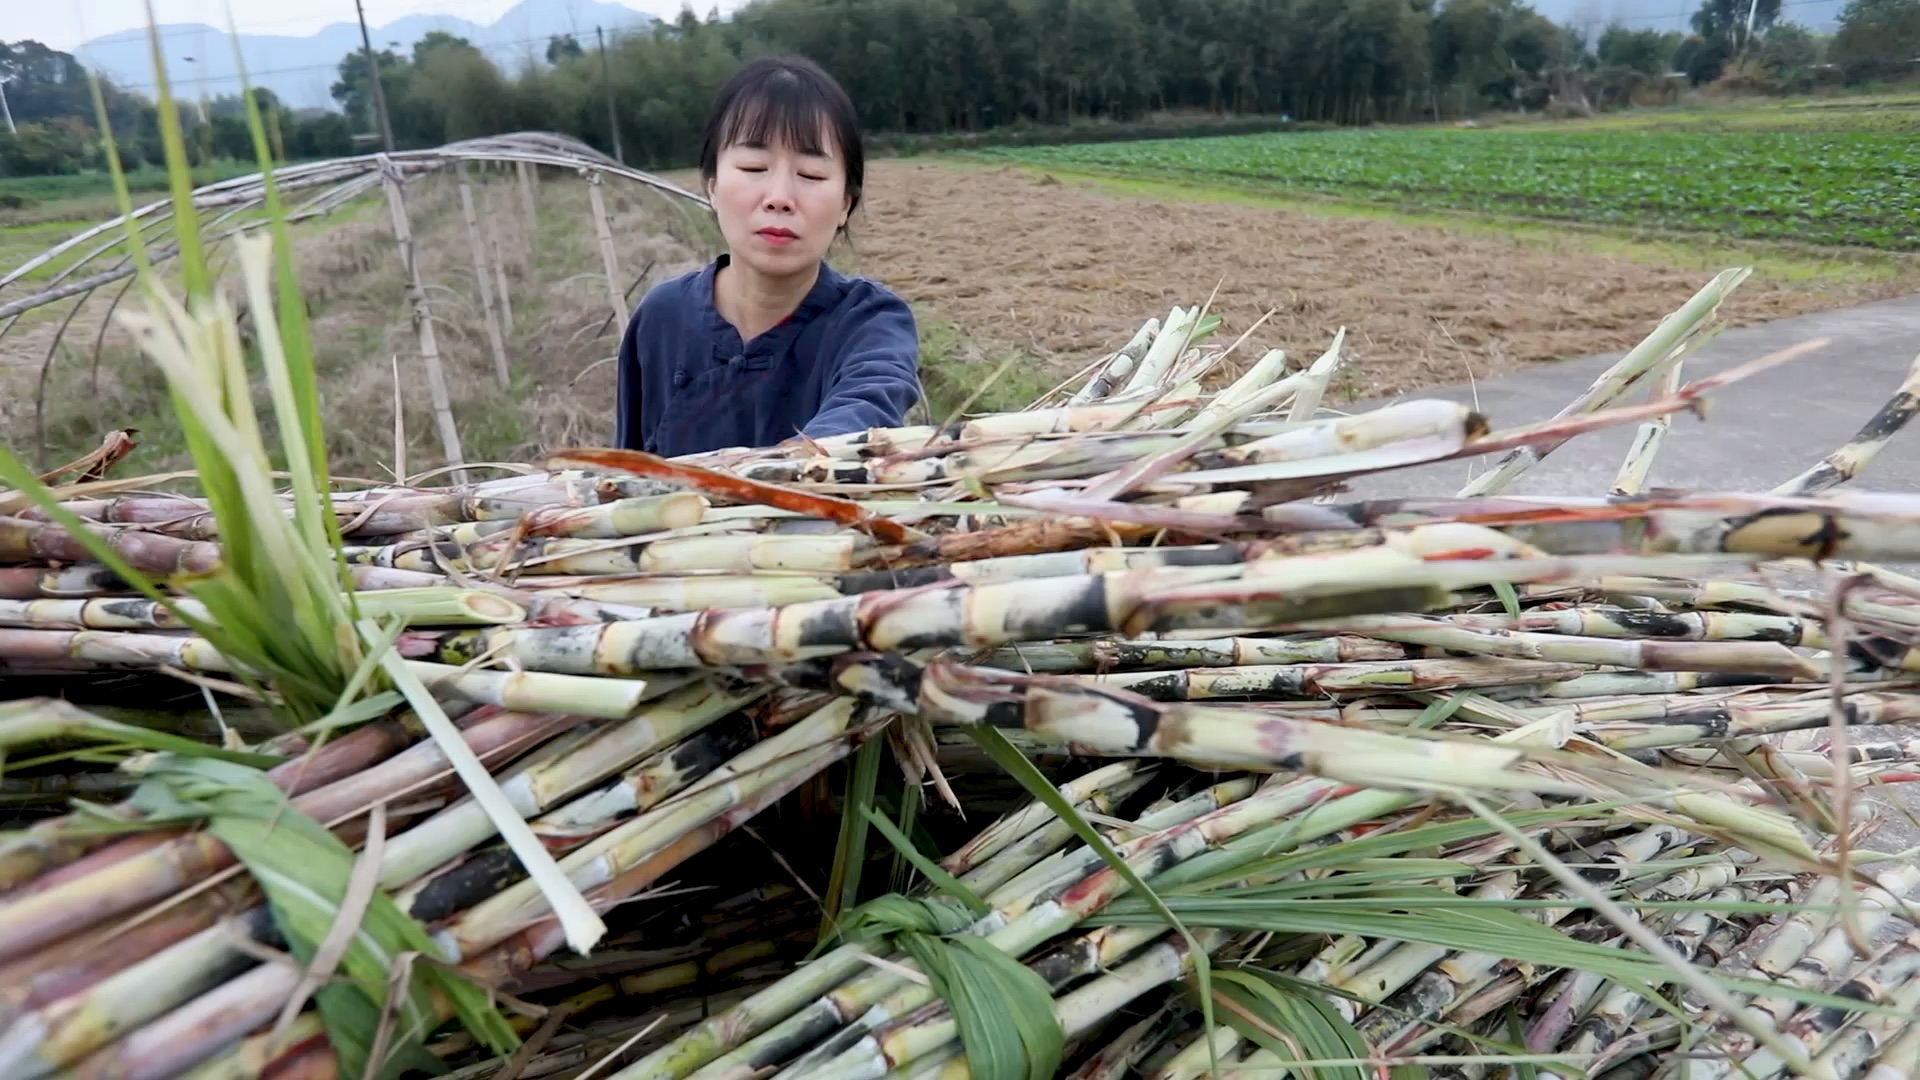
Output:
top-left (841, 161), bottom-right (1920, 399)
top-left (0, 168), bottom-right (710, 477)
top-left (6, 154), bottom-right (1916, 480)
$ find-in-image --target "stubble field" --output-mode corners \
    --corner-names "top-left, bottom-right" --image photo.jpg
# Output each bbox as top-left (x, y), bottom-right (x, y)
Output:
top-left (842, 157), bottom-right (1918, 405)
top-left (6, 102), bottom-right (1919, 477)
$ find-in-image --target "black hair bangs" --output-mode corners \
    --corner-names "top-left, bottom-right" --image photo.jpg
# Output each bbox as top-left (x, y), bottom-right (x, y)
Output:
top-left (699, 55), bottom-right (866, 212)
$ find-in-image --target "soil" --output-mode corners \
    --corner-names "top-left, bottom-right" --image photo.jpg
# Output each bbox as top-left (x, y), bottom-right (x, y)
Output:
top-left (843, 160), bottom-right (1920, 401)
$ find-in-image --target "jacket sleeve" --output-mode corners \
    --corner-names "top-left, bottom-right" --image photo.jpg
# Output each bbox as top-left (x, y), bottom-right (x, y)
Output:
top-left (801, 289), bottom-right (922, 441)
top-left (613, 304), bottom-right (645, 450)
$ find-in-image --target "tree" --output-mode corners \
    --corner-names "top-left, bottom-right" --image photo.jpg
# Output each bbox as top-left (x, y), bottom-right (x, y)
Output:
top-left (331, 47), bottom-right (410, 142)
top-left (1597, 25), bottom-right (1681, 74)
top-left (1831, 0), bottom-right (1920, 80)
top-left (547, 34), bottom-right (585, 64)
top-left (1691, 0), bottom-right (1781, 56)
top-left (1756, 22), bottom-right (1822, 87)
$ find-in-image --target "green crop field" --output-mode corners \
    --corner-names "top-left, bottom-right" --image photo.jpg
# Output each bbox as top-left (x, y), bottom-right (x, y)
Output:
top-left (983, 124), bottom-right (1920, 251)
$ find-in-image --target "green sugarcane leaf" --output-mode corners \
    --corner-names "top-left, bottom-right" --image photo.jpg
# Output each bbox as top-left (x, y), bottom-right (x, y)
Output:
top-left (861, 804), bottom-right (989, 916)
top-left (1212, 968), bottom-right (1367, 1080)
top-left (887, 782), bottom-right (925, 894)
top-left (832, 892), bottom-right (978, 945)
top-left (126, 757), bottom-right (519, 1075)
top-left (1155, 805), bottom-right (1613, 894)
top-left (1094, 894), bottom-right (1910, 1023)
top-left (1493, 580), bottom-right (1523, 618)
top-left (964, 724), bottom-right (1219, 1073)
top-left (821, 735), bottom-right (887, 939)
top-left (895, 930), bottom-right (1063, 1080)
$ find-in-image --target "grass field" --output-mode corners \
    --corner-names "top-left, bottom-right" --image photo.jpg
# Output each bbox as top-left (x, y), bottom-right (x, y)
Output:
top-left (982, 105), bottom-right (1920, 250)
top-left (5, 97), bottom-right (1920, 479)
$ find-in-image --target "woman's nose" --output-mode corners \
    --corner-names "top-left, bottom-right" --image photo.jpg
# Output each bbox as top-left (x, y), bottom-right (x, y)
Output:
top-left (761, 171), bottom-right (796, 210)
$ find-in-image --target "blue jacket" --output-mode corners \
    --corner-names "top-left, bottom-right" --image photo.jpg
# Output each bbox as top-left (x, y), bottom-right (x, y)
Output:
top-left (613, 256), bottom-right (921, 457)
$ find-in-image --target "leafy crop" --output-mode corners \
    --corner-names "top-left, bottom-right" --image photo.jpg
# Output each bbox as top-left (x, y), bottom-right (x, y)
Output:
top-left (987, 126), bottom-right (1920, 251)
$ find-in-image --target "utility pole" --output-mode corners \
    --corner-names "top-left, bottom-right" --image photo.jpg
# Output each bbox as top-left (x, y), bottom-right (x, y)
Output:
top-left (597, 26), bottom-right (623, 165)
top-left (0, 78), bottom-right (14, 137)
top-left (354, 0), bottom-right (396, 153)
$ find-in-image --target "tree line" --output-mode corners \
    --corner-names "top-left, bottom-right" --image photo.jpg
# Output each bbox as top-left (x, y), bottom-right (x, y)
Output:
top-left (4, 0), bottom-right (1918, 180)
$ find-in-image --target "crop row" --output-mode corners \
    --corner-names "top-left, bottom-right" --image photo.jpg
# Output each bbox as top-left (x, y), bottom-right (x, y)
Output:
top-left (985, 128), bottom-right (1920, 250)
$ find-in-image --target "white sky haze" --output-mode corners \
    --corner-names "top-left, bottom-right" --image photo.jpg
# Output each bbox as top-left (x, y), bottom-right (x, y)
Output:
top-left (7, 0), bottom-right (734, 52)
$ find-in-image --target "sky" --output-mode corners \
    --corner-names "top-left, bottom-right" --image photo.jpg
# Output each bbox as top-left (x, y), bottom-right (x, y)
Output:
top-left (8, 0), bottom-right (740, 52)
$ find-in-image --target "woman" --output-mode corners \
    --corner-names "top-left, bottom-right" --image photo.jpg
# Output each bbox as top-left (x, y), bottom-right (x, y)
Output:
top-left (613, 55), bottom-right (921, 458)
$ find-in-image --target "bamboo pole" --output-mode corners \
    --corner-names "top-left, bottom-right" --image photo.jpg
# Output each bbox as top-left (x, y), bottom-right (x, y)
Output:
top-left (519, 160), bottom-right (538, 234)
top-left (378, 159), bottom-right (465, 479)
top-left (457, 161), bottom-right (512, 389)
top-left (588, 170), bottom-right (629, 325)
top-left (485, 186), bottom-right (515, 336)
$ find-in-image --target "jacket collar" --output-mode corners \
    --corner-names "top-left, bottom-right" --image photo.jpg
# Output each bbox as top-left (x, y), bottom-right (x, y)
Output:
top-left (697, 254), bottom-right (849, 350)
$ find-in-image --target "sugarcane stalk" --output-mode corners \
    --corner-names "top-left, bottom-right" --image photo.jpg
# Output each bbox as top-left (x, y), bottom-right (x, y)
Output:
top-left (1448, 607), bottom-right (1823, 646)
top-left (973, 634), bottom-right (1404, 673)
top-left (1459, 268), bottom-right (1747, 497)
top-left (0, 707), bottom-right (582, 969)
top-left (1611, 336), bottom-right (1688, 497)
top-left (377, 681), bottom-right (765, 888)
top-left (1732, 937), bottom-right (1920, 1080)
top-left (0, 628), bottom-right (658, 718)
top-left (521, 493), bottom-right (712, 538)
top-left (1066, 318), bottom-right (1159, 407)
top-left (0, 907), bottom-right (276, 1079)
top-left (544, 574), bottom-right (843, 611)
top-left (1774, 349), bottom-right (1920, 497)
top-left (1304, 614), bottom-right (1819, 678)
top-left (1679, 866), bottom-right (1920, 1079)
top-left (811, 928), bottom-right (1230, 1080)
top-left (0, 515), bottom-right (223, 574)
top-left (108, 718), bottom-right (864, 1080)
top-left (978, 777), bottom-right (1256, 911)
top-left (0, 564), bottom-right (128, 599)
top-left (1803, 936), bottom-right (1920, 1080)
top-left (436, 698), bottom-right (868, 961)
top-left (939, 762), bottom-right (1144, 875)
top-left (1861, 998), bottom-right (1920, 1079)
top-left (1065, 999), bottom-right (1180, 1080)
top-left (404, 713), bottom-right (767, 920)
top-left (0, 711), bottom-right (427, 891)
top-left (1080, 657), bottom-right (1593, 701)
top-left (1581, 688), bottom-right (1920, 750)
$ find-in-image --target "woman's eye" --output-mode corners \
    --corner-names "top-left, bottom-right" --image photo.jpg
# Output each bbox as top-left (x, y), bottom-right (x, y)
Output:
top-left (800, 173), bottom-right (827, 182)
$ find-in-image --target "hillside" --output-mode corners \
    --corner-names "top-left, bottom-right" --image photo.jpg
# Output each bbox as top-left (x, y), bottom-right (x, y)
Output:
top-left (75, 0), bottom-right (657, 111)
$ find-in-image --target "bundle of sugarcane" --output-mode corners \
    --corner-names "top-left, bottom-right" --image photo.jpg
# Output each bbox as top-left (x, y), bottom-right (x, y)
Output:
top-left (9, 260), bottom-right (1920, 1080)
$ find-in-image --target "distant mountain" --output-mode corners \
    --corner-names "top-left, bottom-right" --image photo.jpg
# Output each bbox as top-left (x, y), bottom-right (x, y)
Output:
top-left (1529, 0), bottom-right (1848, 40)
top-left (76, 0), bottom-right (657, 112)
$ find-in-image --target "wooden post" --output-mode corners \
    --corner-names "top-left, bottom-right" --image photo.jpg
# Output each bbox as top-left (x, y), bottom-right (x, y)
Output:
top-left (517, 160), bottom-right (537, 233)
top-left (586, 170), bottom-right (627, 326)
top-left (457, 162), bottom-right (511, 388)
top-left (379, 160), bottom-right (465, 480)
top-left (484, 185), bottom-right (514, 336)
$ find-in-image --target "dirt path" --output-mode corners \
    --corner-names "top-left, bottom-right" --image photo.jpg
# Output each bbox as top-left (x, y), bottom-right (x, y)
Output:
top-left (846, 160), bottom-right (1919, 399)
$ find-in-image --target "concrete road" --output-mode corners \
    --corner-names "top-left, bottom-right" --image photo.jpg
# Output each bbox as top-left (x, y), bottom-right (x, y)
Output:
top-left (1343, 291), bottom-right (1920, 499)
top-left (1336, 290), bottom-right (1920, 851)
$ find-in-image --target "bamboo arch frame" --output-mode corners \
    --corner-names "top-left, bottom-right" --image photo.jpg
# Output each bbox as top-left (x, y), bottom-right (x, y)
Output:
top-left (0, 131), bottom-right (712, 473)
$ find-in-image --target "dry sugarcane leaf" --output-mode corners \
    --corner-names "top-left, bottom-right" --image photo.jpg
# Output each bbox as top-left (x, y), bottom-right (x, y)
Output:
top-left (546, 447), bottom-right (920, 545)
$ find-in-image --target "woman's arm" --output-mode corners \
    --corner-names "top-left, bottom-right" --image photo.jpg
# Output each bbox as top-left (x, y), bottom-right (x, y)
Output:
top-left (802, 288), bottom-right (921, 441)
top-left (613, 305), bottom-right (645, 450)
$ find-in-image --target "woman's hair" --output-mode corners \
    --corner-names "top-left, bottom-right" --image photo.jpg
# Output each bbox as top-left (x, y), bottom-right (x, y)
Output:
top-left (698, 54), bottom-right (866, 218)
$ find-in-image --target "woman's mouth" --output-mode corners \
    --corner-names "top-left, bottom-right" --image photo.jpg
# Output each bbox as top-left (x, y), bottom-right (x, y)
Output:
top-left (756, 227), bottom-right (798, 246)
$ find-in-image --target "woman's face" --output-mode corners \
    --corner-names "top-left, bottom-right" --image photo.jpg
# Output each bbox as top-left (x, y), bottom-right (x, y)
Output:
top-left (708, 127), bottom-right (850, 282)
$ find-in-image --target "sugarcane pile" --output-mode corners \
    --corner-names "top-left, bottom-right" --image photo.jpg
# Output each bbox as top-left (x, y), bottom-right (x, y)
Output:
top-left (9, 264), bottom-right (1920, 1080)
